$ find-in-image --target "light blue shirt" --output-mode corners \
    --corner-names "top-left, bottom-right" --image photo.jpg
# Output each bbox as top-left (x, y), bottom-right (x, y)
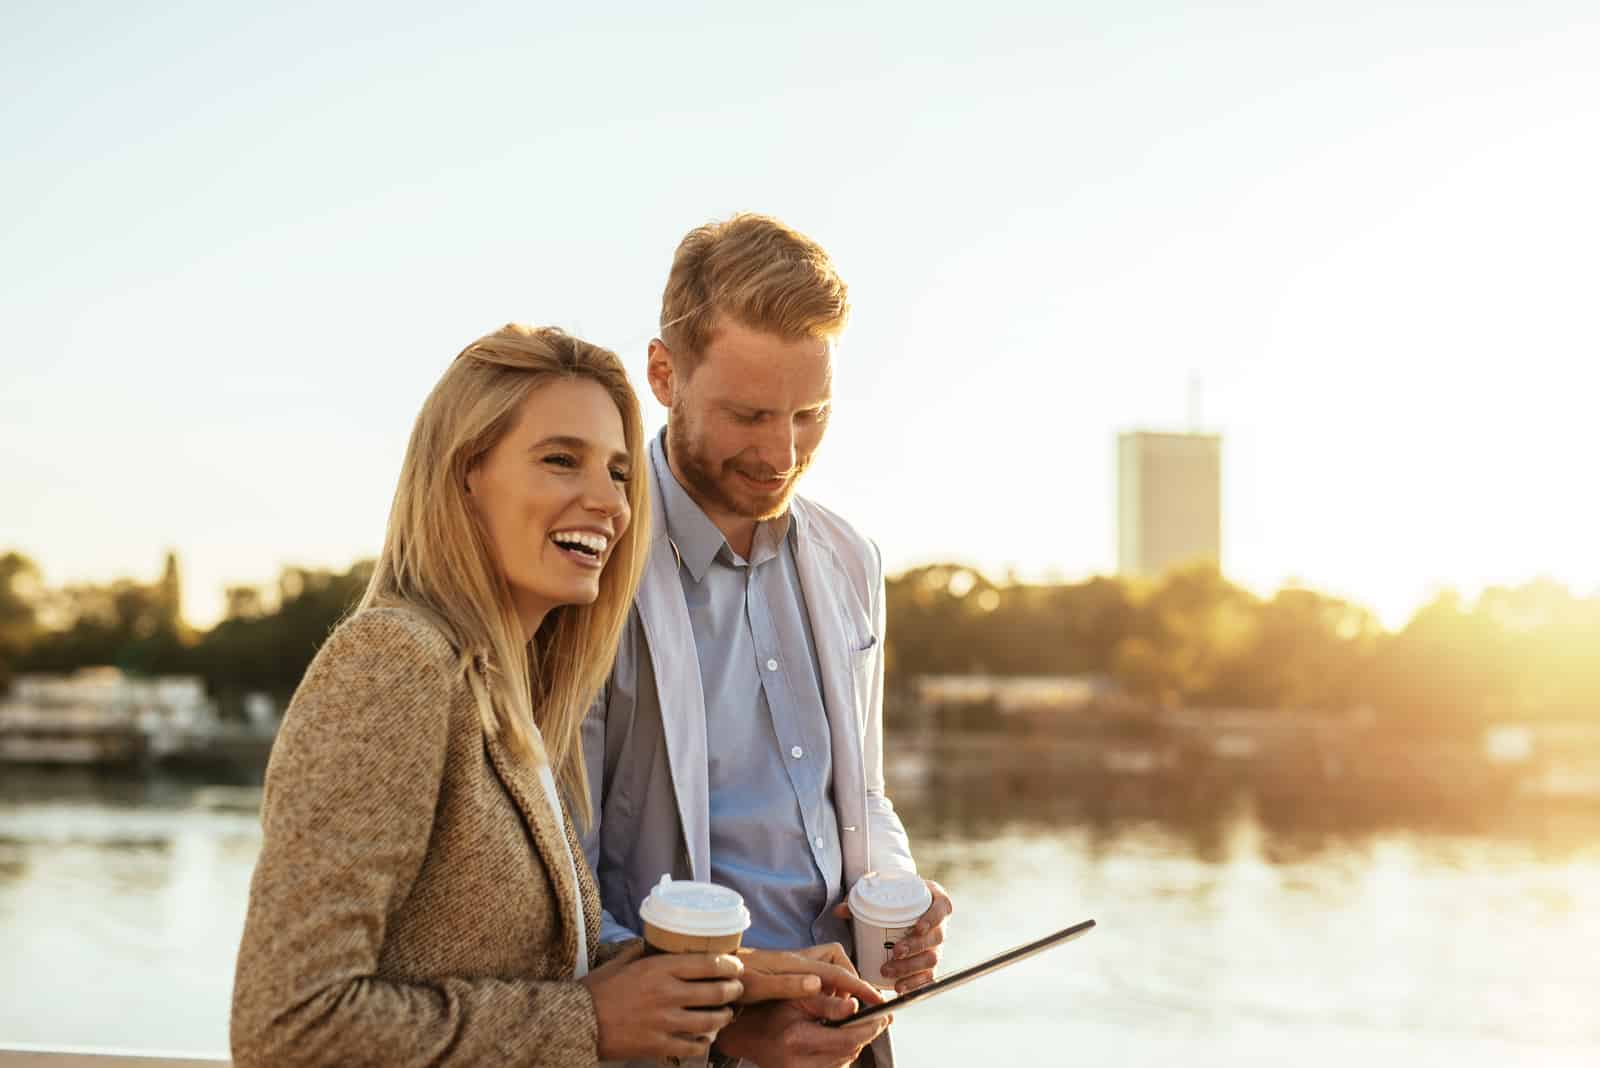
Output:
top-left (650, 432), bottom-right (851, 952)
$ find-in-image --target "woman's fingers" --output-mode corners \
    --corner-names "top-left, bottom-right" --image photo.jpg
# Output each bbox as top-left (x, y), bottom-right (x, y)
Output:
top-left (675, 977), bottom-right (745, 1007)
top-left (664, 1007), bottom-right (736, 1034)
top-left (665, 952), bottom-right (743, 981)
top-left (659, 1032), bottom-right (716, 1059)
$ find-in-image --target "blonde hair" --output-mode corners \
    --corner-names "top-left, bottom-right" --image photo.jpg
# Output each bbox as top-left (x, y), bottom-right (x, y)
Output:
top-left (659, 213), bottom-right (850, 369)
top-left (360, 324), bottom-right (649, 827)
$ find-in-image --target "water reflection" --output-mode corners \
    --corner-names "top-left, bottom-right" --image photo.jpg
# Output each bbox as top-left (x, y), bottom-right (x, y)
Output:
top-left (2, 741), bottom-right (1598, 1065)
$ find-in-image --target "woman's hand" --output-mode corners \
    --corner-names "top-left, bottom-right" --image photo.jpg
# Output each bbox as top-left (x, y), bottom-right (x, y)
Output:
top-left (737, 944), bottom-right (885, 1009)
top-left (579, 943), bottom-right (745, 1061)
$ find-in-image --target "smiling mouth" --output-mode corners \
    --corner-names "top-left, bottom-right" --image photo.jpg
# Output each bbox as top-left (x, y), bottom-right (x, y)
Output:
top-left (549, 530), bottom-right (608, 566)
top-left (737, 470), bottom-right (787, 489)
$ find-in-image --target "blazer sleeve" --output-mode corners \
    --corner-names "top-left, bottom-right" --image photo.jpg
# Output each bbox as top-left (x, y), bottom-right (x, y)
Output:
top-left (230, 611), bottom-right (599, 1068)
top-left (581, 678), bottom-right (642, 944)
top-left (862, 539), bottom-right (916, 874)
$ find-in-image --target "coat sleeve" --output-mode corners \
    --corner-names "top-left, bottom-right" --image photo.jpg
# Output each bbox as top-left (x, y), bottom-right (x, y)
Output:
top-left (230, 611), bottom-right (599, 1068)
top-left (861, 539), bottom-right (916, 874)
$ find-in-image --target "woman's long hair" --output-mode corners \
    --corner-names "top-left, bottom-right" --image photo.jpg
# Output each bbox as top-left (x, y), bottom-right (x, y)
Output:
top-left (359, 324), bottom-right (649, 827)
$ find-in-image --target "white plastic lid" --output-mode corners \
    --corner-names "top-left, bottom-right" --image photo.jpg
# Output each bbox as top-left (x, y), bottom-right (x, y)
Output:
top-left (638, 875), bottom-right (751, 937)
top-left (847, 869), bottom-right (932, 926)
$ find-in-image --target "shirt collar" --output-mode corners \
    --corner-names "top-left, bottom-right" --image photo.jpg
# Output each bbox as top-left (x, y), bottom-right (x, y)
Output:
top-left (649, 429), bottom-right (793, 581)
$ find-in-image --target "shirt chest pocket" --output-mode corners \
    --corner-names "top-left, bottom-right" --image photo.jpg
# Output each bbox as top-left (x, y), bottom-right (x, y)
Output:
top-left (844, 617), bottom-right (878, 730)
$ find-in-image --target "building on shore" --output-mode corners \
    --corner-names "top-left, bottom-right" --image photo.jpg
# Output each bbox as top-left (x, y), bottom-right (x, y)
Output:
top-left (1117, 430), bottom-right (1222, 579)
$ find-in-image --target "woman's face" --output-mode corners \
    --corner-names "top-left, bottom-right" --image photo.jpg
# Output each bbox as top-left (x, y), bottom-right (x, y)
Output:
top-left (466, 377), bottom-right (632, 637)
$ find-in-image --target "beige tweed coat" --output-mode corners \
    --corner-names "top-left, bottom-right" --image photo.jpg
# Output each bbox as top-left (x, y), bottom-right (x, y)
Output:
top-left (232, 606), bottom-right (623, 1067)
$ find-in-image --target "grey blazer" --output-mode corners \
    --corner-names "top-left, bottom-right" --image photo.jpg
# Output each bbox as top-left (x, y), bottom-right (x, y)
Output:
top-left (581, 456), bottom-right (915, 1066)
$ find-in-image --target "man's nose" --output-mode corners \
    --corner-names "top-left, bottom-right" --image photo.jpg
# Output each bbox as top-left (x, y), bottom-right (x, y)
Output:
top-left (758, 418), bottom-right (798, 474)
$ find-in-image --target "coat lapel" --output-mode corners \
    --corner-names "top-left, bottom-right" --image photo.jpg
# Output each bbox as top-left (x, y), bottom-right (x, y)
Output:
top-left (482, 732), bottom-right (584, 975)
top-left (635, 456), bottom-right (712, 880)
top-left (790, 502), bottom-right (871, 884)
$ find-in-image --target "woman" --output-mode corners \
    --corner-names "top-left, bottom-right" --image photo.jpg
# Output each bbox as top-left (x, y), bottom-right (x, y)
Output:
top-left (231, 325), bottom-right (871, 1067)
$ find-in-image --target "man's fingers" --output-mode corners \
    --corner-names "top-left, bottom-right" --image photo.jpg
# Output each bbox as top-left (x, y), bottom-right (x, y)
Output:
top-left (810, 962), bottom-right (885, 1005)
top-left (740, 971), bottom-right (823, 1002)
top-left (911, 881), bottom-right (953, 934)
top-left (825, 1013), bottom-right (893, 1045)
top-left (891, 923), bottom-right (947, 959)
top-left (884, 948), bottom-right (940, 979)
top-left (895, 970), bottom-right (937, 994)
top-left (790, 1015), bottom-right (891, 1059)
top-left (796, 993), bottom-right (860, 1021)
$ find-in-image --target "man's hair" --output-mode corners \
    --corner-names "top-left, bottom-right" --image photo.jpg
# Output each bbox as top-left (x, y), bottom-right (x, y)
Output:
top-left (659, 213), bottom-right (850, 369)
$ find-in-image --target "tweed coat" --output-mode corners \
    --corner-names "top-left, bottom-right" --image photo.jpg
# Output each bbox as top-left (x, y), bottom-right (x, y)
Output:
top-left (232, 605), bottom-right (619, 1067)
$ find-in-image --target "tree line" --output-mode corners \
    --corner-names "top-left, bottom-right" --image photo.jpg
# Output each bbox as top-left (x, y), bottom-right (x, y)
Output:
top-left (2, 549), bottom-right (1596, 726)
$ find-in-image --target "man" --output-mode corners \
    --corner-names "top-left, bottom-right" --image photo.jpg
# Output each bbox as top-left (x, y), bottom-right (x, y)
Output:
top-left (582, 214), bottom-right (952, 1068)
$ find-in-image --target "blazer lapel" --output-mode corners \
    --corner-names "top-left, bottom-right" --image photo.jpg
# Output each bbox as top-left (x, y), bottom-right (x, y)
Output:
top-left (791, 503), bottom-right (871, 882)
top-left (635, 456), bottom-right (712, 881)
top-left (483, 733), bottom-right (582, 975)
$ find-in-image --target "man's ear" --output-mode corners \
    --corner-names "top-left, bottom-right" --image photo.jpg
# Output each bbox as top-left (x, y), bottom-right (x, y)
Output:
top-left (646, 339), bottom-right (677, 409)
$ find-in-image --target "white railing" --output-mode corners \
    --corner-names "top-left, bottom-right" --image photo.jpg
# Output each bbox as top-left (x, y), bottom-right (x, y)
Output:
top-left (0, 1046), bottom-right (227, 1066)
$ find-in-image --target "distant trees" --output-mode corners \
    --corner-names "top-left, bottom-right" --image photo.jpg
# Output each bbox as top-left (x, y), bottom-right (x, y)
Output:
top-left (885, 562), bottom-right (1599, 726)
top-left (189, 561), bottom-right (373, 702)
top-left (0, 552), bottom-right (373, 712)
top-left (2, 547), bottom-right (1595, 729)
top-left (0, 552), bottom-right (43, 691)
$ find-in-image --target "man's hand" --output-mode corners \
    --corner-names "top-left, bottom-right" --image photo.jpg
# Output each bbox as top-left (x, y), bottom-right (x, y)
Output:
top-left (737, 944), bottom-right (885, 1007)
top-left (832, 878), bottom-right (953, 994)
top-left (714, 995), bottom-right (890, 1068)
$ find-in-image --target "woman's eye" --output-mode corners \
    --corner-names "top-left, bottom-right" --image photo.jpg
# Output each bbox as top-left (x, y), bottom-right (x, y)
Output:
top-left (544, 453), bottom-right (578, 468)
top-left (609, 467), bottom-right (629, 483)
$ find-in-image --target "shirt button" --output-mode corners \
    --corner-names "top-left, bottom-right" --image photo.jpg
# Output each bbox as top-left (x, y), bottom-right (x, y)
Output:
top-left (790, 746), bottom-right (804, 759)
top-left (765, 658), bottom-right (779, 671)
top-left (814, 836), bottom-right (825, 849)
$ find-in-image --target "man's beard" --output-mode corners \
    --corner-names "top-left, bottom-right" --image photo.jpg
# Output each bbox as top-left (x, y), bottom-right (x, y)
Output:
top-left (666, 413), bottom-right (808, 522)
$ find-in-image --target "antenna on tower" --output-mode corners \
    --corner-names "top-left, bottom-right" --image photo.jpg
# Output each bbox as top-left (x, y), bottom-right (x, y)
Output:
top-left (1187, 372), bottom-right (1203, 432)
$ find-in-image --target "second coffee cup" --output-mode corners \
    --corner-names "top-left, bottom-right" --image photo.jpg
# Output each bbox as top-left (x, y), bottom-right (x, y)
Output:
top-left (846, 869), bottom-right (933, 988)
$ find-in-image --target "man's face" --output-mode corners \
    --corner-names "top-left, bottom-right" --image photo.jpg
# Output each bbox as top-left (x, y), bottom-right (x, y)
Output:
top-left (649, 318), bottom-right (833, 526)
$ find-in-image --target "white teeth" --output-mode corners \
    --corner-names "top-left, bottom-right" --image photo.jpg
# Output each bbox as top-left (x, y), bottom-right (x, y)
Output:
top-left (551, 530), bottom-right (609, 554)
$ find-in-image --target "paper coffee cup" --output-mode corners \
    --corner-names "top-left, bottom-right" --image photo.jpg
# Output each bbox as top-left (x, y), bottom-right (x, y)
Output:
top-left (638, 874), bottom-right (751, 954)
top-left (638, 876), bottom-right (751, 1067)
top-left (847, 869), bottom-right (932, 988)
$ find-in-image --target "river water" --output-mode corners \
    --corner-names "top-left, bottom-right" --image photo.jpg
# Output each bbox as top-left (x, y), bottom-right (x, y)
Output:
top-left (2, 738), bottom-right (1597, 1066)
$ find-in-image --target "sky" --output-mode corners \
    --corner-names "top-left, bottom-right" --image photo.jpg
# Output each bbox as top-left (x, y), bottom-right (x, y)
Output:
top-left (3, 0), bottom-right (1598, 630)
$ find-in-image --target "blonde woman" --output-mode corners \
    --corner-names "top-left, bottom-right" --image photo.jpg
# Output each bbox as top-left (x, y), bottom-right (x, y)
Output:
top-left (231, 325), bottom-right (873, 1067)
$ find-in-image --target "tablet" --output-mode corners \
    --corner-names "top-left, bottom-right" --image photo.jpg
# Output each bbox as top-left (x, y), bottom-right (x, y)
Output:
top-left (822, 918), bottom-right (1096, 1028)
